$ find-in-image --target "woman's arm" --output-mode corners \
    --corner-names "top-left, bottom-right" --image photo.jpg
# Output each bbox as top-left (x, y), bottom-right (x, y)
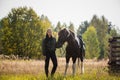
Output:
top-left (42, 39), bottom-right (46, 56)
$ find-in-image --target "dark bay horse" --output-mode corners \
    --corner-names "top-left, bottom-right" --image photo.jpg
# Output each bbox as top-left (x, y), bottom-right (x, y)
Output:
top-left (56, 28), bottom-right (85, 76)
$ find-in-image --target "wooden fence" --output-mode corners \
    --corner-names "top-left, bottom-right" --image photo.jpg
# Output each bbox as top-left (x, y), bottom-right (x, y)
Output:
top-left (108, 37), bottom-right (120, 72)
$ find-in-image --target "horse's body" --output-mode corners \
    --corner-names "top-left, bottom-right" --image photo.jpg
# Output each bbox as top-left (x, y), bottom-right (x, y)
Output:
top-left (56, 28), bottom-right (85, 76)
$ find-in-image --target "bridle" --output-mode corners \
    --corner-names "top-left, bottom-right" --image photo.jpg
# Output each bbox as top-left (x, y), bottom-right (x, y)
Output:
top-left (58, 29), bottom-right (71, 56)
top-left (60, 29), bottom-right (71, 44)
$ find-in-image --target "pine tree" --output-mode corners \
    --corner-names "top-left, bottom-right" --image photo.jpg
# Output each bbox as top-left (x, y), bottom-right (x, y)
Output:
top-left (68, 22), bottom-right (75, 32)
top-left (77, 21), bottom-right (89, 35)
top-left (90, 15), bottom-right (109, 59)
top-left (54, 21), bottom-right (61, 32)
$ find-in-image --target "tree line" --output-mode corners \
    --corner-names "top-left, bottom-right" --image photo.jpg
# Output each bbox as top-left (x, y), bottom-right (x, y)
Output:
top-left (0, 7), bottom-right (119, 59)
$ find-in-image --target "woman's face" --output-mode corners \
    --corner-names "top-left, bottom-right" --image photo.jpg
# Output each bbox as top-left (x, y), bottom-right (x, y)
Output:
top-left (47, 29), bottom-right (52, 37)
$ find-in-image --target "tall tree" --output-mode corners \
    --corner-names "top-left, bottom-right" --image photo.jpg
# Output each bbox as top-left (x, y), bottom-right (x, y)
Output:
top-left (54, 21), bottom-right (62, 32)
top-left (108, 22), bottom-right (118, 37)
top-left (40, 15), bottom-right (51, 37)
top-left (62, 23), bottom-right (67, 28)
top-left (110, 28), bottom-right (118, 37)
top-left (77, 21), bottom-right (89, 35)
top-left (0, 20), bottom-right (3, 53)
top-left (83, 26), bottom-right (100, 59)
top-left (0, 7), bottom-right (51, 58)
top-left (68, 22), bottom-right (75, 32)
top-left (90, 15), bottom-right (109, 59)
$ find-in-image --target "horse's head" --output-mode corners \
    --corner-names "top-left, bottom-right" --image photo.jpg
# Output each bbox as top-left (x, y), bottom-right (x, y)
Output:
top-left (56, 28), bottom-right (70, 48)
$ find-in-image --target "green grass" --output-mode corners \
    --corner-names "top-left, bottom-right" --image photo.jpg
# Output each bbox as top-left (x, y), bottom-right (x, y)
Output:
top-left (0, 72), bottom-right (120, 80)
top-left (0, 58), bottom-right (120, 80)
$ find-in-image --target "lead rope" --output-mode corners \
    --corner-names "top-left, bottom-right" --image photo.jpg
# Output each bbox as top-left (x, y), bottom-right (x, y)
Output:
top-left (61, 46), bottom-right (66, 57)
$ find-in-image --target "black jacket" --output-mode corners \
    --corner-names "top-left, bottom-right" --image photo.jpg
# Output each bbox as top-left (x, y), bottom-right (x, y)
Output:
top-left (42, 35), bottom-right (56, 56)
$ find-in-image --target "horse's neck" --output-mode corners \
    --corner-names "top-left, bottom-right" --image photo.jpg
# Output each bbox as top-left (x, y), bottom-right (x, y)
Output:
top-left (66, 34), bottom-right (75, 45)
top-left (66, 32), bottom-right (80, 47)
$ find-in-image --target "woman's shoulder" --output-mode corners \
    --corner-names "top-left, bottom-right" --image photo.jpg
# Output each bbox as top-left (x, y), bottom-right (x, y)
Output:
top-left (42, 38), bottom-right (46, 42)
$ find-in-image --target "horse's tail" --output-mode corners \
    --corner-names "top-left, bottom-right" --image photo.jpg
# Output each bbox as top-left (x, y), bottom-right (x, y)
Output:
top-left (78, 50), bottom-right (85, 67)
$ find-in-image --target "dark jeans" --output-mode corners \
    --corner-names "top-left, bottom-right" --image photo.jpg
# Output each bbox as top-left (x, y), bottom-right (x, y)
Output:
top-left (45, 51), bottom-right (57, 77)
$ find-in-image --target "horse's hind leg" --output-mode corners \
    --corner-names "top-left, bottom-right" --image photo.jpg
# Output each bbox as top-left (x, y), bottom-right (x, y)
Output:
top-left (72, 57), bottom-right (77, 76)
top-left (81, 61), bottom-right (84, 74)
top-left (80, 57), bottom-right (84, 74)
top-left (64, 57), bottom-right (70, 76)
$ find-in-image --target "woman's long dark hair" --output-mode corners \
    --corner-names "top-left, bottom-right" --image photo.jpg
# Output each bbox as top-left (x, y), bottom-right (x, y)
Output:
top-left (45, 33), bottom-right (53, 43)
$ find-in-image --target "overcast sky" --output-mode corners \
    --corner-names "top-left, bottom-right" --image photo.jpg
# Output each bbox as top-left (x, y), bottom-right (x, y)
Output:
top-left (0, 0), bottom-right (120, 30)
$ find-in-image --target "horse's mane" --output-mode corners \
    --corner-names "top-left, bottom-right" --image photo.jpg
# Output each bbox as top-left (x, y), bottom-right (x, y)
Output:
top-left (69, 30), bottom-right (75, 38)
top-left (59, 28), bottom-right (75, 38)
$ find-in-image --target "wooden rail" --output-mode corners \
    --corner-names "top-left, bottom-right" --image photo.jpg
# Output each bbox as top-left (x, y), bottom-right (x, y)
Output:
top-left (108, 37), bottom-right (120, 73)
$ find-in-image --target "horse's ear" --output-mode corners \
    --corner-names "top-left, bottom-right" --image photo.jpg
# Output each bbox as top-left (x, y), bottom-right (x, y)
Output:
top-left (61, 28), bottom-right (70, 33)
top-left (63, 28), bottom-right (67, 32)
top-left (62, 28), bottom-right (66, 30)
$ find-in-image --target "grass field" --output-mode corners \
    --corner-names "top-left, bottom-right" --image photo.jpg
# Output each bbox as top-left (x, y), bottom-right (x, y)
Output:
top-left (0, 58), bottom-right (120, 80)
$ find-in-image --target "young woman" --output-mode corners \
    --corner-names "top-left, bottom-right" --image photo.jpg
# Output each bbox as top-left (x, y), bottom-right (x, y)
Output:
top-left (42, 28), bottom-right (57, 77)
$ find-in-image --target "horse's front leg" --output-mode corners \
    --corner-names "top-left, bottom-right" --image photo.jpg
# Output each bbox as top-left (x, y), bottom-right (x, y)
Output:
top-left (72, 57), bottom-right (77, 76)
top-left (64, 57), bottom-right (70, 76)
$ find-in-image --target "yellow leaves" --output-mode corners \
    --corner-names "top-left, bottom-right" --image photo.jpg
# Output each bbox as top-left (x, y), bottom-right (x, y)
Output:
top-left (83, 26), bottom-right (100, 59)
top-left (8, 48), bottom-right (13, 53)
top-left (86, 26), bottom-right (96, 35)
top-left (53, 32), bottom-right (58, 38)
top-left (0, 7), bottom-right (52, 58)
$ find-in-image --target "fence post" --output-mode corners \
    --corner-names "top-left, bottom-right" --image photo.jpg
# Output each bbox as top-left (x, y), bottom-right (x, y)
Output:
top-left (108, 37), bottom-right (120, 73)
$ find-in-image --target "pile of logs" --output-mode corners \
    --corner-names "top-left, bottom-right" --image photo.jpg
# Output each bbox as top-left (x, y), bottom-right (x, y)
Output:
top-left (108, 37), bottom-right (120, 72)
